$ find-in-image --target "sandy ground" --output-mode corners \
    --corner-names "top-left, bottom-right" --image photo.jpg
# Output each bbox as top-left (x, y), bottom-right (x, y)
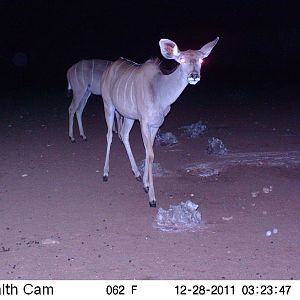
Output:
top-left (0, 83), bottom-right (299, 279)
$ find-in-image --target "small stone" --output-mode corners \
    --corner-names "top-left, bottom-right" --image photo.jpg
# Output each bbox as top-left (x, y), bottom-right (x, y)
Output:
top-left (266, 231), bottom-right (272, 237)
top-left (41, 239), bottom-right (60, 245)
top-left (222, 216), bottom-right (233, 221)
top-left (263, 186), bottom-right (272, 193)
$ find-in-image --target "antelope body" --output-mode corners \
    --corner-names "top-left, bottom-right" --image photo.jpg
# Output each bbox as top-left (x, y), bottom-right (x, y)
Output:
top-left (67, 59), bottom-right (112, 142)
top-left (101, 37), bottom-right (219, 207)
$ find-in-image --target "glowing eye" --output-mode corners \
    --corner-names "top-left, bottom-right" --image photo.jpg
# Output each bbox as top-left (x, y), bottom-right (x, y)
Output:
top-left (180, 57), bottom-right (185, 63)
top-left (199, 58), bottom-right (203, 64)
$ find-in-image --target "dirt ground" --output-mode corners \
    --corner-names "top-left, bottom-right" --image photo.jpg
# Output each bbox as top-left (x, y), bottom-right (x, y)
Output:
top-left (0, 83), bottom-right (299, 279)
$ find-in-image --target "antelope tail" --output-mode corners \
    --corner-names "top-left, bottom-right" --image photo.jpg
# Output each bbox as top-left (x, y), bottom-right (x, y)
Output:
top-left (67, 81), bottom-right (73, 98)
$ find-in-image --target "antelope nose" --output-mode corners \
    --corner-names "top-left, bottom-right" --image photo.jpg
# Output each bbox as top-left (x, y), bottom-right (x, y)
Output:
top-left (188, 72), bottom-right (200, 85)
top-left (190, 72), bottom-right (200, 80)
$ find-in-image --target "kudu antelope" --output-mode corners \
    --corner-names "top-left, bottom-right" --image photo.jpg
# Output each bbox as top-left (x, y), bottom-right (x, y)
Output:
top-left (101, 37), bottom-right (219, 207)
top-left (67, 59), bottom-right (114, 142)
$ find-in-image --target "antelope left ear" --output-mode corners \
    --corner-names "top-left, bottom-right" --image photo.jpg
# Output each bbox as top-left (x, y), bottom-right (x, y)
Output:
top-left (159, 39), bottom-right (181, 60)
top-left (199, 37), bottom-right (219, 58)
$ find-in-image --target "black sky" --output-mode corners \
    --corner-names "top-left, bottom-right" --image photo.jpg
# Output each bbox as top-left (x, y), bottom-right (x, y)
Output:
top-left (0, 0), bottom-right (299, 89)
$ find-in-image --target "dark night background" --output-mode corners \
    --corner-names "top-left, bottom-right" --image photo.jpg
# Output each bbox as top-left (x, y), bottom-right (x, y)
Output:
top-left (1, 0), bottom-right (299, 91)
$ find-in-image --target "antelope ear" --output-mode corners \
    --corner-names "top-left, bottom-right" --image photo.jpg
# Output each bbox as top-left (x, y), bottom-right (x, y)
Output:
top-left (159, 39), bottom-right (181, 60)
top-left (199, 37), bottom-right (219, 58)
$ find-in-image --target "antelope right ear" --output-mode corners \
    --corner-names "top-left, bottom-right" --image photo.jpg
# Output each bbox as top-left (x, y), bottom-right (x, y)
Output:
top-left (199, 37), bottom-right (219, 58)
top-left (159, 39), bottom-right (181, 60)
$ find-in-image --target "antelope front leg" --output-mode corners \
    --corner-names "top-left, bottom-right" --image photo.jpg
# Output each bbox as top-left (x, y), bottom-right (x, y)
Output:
top-left (68, 90), bottom-right (87, 143)
top-left (115, 110), bottom-right (124, 140)
top-left (68, 103), bottom-right (76, 143)
top-left (141, 124), bottom-right (159, 207)
top-left (75, 90), bottom-right (91, 141)
top-left (121, 118), bottom-right (142, 181)
top-left (103, 106), bottom-right (115, 181)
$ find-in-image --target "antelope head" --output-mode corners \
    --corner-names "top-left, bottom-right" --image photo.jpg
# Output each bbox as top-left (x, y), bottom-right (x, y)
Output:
top-left (159, 37), bottom-right (219, 85)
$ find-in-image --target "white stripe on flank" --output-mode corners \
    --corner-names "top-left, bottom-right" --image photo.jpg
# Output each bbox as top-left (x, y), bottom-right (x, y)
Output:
top-left (124, 65), bottom-right (136, 101)
top-left (75, 64), bottom-right (79, 86)
top-left (82, 60), bottom-right (85, 86)
top-left (91, 60), bottom-right (94, 88)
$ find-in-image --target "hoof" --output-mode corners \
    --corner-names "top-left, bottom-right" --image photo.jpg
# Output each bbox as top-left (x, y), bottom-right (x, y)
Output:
top-left (149, 201), bottom-right (156, 208)
top-left (81, 136), bottom-right (87, 142)
top-left (70, 138), bottom-right (76, 143)
top-left (136, 175), bottom-right (142, 182)
top-left (143, 186), bottom-right (149, 193)
top-left (103, 175), bottom-right (108, 182)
